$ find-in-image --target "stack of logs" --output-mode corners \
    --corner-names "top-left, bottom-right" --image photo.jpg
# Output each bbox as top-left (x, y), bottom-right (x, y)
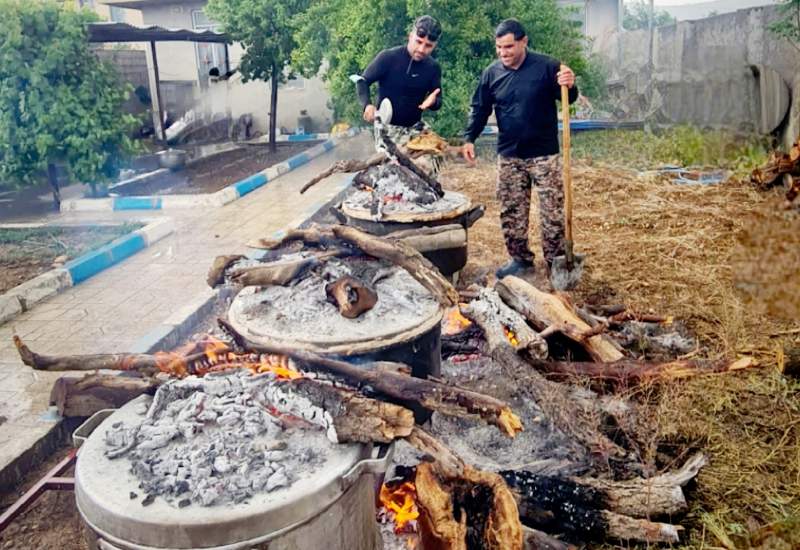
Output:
top-left (12, 224), bottom-right (757, 550)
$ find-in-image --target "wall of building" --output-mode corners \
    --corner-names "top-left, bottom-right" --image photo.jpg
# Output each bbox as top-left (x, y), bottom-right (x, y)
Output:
top-left (593, 5), bottom-right (800, 147)
top-left (95, 49), bottom-right (151, 118)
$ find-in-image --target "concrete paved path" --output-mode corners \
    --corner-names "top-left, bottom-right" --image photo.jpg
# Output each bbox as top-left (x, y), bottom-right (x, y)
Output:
top-left (0, 133), bottom-right (373, 484)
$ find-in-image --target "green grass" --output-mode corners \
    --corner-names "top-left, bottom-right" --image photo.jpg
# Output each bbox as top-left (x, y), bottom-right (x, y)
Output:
top-left (570, 126), bottom-right (773, 175)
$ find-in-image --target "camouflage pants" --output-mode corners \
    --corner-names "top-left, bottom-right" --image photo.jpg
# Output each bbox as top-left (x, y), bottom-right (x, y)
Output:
top-left (374, 122), bottom-right (442, 177)
top-left (496, 154), bottom-right (565, 267)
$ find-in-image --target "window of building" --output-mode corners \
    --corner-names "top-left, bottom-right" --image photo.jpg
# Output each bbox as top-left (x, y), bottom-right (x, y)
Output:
top-left (109, 6), bottom-right (126, 23)
top-left (192, 10), bottom-right (227, 85)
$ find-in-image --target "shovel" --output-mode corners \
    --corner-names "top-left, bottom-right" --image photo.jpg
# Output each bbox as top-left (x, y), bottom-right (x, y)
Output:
top-left (550, 78), bottom-right (586, 290)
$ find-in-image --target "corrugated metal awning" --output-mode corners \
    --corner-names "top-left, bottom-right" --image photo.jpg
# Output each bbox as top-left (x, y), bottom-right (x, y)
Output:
top-left (87, 22), bottom-right (228, 43)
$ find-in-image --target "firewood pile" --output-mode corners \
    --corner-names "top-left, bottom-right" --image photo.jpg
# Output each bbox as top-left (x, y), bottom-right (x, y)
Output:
top-left (12, 222), bottom-right (761, 549)
top-left (750, 138), bottom-right (800, 208)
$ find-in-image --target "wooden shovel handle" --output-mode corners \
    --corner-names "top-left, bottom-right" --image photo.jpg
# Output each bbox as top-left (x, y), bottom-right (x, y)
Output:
top-left (560, 74), bottom-right (573, 246)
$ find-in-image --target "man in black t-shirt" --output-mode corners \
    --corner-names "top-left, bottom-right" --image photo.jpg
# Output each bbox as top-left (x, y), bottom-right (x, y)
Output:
top-left (462, 19), bottom-right (578, 278)
top-left (355, 15), bottom-right (444, 174)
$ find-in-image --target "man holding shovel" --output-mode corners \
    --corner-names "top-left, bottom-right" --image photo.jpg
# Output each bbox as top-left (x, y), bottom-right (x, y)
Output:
top-left (462, 19), bottom-right (578, 280)
top-left (355, 15), bottom-right (444, 174)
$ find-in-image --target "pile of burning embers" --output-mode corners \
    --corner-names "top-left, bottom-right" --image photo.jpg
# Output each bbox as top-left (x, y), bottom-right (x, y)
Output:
top-left (14, 132), bottom-right (755, 549)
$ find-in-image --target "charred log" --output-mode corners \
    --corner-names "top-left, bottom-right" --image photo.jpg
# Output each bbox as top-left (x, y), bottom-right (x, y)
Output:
top-left (531, 357), bottom-right (756, 389)
top-left (378, 130), bottom-right (445, 198)
top-left (300, 153), bottom-right (386, 194)
top-left (207, 254), bottom-right (245, 287)
top-left (461, 288), bottom-right (548, 359)
top-left (219, 319), bottom-right (522, 437)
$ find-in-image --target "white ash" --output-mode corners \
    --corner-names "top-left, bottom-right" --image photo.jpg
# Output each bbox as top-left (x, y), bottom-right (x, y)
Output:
top-left (344, 188), bottom-right (469, 218)
top-left (103, 370), bottom-right (336, 508)
top-left (423, 357), bottom-right (589, 475)
top-left (230, 258), bottom-right (440, 345)
top-left (615, 321), bottom-right (696, 356)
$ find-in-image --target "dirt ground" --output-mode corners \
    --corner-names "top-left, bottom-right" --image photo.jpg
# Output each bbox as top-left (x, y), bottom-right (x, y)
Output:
top-left (0, 224), bottom-right (142, 294)
top-left (0, 447), bottom-right (85, 550)
top-left (116, 142), bottom-right (318, 196)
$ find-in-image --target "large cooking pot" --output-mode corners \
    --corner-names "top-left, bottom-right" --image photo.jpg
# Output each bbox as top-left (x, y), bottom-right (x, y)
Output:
top-left (74, 397), bottom-right (391, 550)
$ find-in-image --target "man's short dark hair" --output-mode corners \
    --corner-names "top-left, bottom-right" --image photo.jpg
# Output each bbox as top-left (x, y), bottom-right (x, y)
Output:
top-left (413, 15), bottom-right (442, 42)
top-left (495, 19), bottom-right (526, 40)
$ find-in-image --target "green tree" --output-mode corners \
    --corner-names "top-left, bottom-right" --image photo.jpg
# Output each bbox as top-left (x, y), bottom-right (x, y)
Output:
top-left (768, 0), bottom-right (800, 52)
top-left (0, 0), bottom-right (137, 204)
top-left (294, 0), bottom-right (593, 137)
top-left (206, 0), bottom-right (311, 151)
top-left (622, 1), bottom-right (676, 31)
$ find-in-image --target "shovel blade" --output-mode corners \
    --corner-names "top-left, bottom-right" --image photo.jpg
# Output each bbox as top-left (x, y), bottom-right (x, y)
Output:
top-left (550, 253), bottom-right (586, 290)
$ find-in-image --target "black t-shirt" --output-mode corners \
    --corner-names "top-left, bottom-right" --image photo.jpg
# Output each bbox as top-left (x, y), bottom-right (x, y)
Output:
top-left (357, 45), bottom-right (442, 128)
top-left (464, 51), bottom-right (578, 159)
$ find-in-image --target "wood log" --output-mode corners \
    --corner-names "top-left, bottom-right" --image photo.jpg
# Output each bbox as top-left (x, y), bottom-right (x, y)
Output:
top-left (51, 374), bottom-right (161, 417)
top-left (325, 275), bottom-right (378, 318)
top-left (15, 336), bottom-right (230, 377)
top-left (15, 335), bottom-right (169, 376)
top-left (387, 224), bottom-right (467, 254)
top-left (299, 153), bottom-right (386, 194)
top-left (407, 428), bottom-right (523, 550)
top-left (379, 129), bottom-right (445, 198)
top-left (461, 288), bottom-right (548, 359)
top-left (331, 225), bottom-right (458, 307)
top-left (207, 254), bottom-right (245, 287)
top-left (532, 357), bottom-right (756, 388)
top-left (502, 453), bottom-right (706, 523)
top-left (283, 378), bottom-right (414, 444)
top-left (246, 225), bottom-right (459, 307)
top-left (496, 277), bottom-right (624, 362)
top-left (228, 257), bottom-right (317, 287)
top-left (218, 319), bottom-right (522, 437)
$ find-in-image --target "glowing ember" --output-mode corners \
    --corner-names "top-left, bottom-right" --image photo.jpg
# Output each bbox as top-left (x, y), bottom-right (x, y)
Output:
top-left (442, 306), bottom-right (473, 336)
top-left (503, 325), bottom-right (519, 347)
top-left (152, 336), bottom-right (301, 379)
top-left (380, 481), bottom-right (420, 533)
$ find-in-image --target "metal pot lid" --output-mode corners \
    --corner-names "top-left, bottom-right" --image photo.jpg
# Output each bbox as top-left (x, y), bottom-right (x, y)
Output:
top-left (75, 395), bottom-right (371, 549)
top-left (227, 265), bottom-right (443, 355)
top-left (342, 190), bottom-right (471, 223)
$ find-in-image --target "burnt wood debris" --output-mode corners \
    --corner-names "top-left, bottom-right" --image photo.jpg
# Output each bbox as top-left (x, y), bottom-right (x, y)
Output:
top-left (11, 127), bottom-right (763, 549)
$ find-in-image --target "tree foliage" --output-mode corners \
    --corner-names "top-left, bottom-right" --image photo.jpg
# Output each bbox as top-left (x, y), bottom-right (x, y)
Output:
top-left (0, 0), bottom-right (137, 189)
top-left (622, 1), bottom-right (676, 31)
top-left (768, 0), bottom-right (800, 52)
top-left (206, 0), bottom-right (310, 148)
top-left (293, 0), bottom-right (597, 137)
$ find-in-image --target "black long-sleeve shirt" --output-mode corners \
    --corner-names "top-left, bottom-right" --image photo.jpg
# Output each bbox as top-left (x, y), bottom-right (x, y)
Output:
top-left (356, 45), bottom-right (442, 128)
top-left (464, 51), bottom-right (578, 159)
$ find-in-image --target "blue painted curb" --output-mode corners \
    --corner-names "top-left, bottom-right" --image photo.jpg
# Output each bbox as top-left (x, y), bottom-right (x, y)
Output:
top-left (233, 173), bottom-right (268, 198)
top-left (65, 233), bottom-right (146, 284)
top-left (114, 196), bottom-right (163, 211)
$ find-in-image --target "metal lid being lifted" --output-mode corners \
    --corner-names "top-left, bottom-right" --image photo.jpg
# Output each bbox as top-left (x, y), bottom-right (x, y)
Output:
top-left (75, 396), bottom-right (374, 549)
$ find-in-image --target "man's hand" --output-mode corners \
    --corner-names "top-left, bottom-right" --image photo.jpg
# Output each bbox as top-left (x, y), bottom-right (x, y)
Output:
top-left (557, 65), bottom-right (575, 88)
top-left (363, 104), bottom-right (376, 123)
top-left (418, 88), bottom-right (441, 111)
top-left (462, 142), bottom-right (477, 165)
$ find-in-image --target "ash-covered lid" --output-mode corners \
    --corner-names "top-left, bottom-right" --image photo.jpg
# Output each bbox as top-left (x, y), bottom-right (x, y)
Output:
top-left (75, 385), bottom-right (370, 548)
top-left (227, 260), bottom-right (443, 354)
top-left (342, 189), bottom-right (471, 223)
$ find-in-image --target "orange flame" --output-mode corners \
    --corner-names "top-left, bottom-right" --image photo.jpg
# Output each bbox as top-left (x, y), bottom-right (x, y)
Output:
top-left (442, 306), bottom-right (472, 336)
top-left (380, 481), bottom-right (419, 533)
top-left (152, 336), bottom-right (301, 380)
top-left (503, 325), bottom-right (519, 347)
